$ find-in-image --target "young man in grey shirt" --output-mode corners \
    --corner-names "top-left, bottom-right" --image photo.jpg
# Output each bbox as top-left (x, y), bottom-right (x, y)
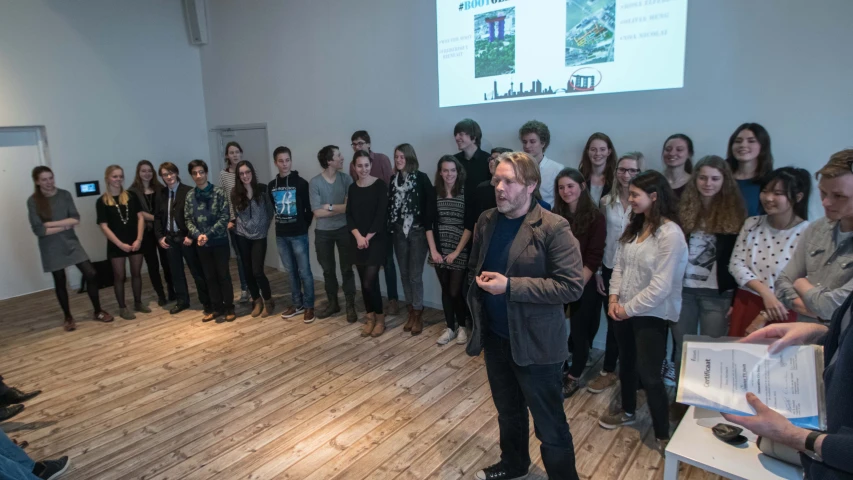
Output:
top-left (309, 145), bottom-right (357, 322)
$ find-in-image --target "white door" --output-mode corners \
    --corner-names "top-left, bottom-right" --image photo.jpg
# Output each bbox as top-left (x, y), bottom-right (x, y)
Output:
top-left (209, 126), bottom-right (278, 267)
top-left (0, 128), bottom-right (53, 299)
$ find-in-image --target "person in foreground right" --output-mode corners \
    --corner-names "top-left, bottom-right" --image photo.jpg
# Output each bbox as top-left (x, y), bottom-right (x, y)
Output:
top-left (722, 306), bottom-right (853, 479)
top-left (467, 152), bottom-right (583, 480)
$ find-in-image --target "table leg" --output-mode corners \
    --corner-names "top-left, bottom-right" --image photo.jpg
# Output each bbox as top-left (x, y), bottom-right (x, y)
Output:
top-left (663, 453), bottom-right (679, 480)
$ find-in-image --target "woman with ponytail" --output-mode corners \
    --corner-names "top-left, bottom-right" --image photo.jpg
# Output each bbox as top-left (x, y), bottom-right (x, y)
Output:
top-left (27, 166), bottom-right (113, 330)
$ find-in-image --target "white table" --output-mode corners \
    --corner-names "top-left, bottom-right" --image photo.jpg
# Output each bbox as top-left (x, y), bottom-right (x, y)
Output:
top-left (664, 406), bottom-right (804, 480)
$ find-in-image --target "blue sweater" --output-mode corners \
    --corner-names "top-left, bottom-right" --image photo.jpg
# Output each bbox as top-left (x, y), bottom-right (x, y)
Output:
top-left (804, 291), bottom-right (853, 479)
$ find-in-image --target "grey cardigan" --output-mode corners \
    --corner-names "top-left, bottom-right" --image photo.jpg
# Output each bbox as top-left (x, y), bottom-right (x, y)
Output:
top-left (776, 217), bottom-right (853, 322)
top-left (466, 203), bottom-right (584, 366)
top-left (27, 189), bottom-right (90, 272)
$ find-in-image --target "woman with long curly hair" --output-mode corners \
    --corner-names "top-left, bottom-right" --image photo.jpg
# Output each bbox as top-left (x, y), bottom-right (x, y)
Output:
top-left (552, 168), bottom-right (605, 397)
top-left (671, 155), bottom-right (747, 385)
top-left (579, 132), bottom-right (617, 206)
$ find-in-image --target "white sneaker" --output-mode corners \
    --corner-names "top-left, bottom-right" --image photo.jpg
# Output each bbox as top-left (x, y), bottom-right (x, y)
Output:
top-left (455, 327), bottom-right (468, 345)
top-left (663, 360), bottom-right (677, 387)
top-left (436, 327), bottom-right (457, 345)
top-left (238, 290), bottom-right (250, 303)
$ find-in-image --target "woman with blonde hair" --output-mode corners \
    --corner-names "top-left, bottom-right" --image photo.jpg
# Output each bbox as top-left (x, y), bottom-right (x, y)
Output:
top-left (671, 156), bottom-right (747, 383)
top-left (96, 164), bottom-right (147, 320)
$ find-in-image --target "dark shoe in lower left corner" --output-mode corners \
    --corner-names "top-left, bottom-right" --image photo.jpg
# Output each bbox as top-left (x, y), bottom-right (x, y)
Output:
top-left (32, 456), bottom-right (70, 480)
top-left (0, 387), bottom-right (41, 407)
top-left (0, 404), bottom-right (24, 422)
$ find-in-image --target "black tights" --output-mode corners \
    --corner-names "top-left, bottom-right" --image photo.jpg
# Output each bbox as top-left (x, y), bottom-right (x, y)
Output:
top-left (436, 267), bottom-right (467, 330)
top-left (51, 261), bottom-right (101, 318)
top-left (111, 255), bottom-right (144, 308)
top-left (356, 265), bottom-right (383, 314)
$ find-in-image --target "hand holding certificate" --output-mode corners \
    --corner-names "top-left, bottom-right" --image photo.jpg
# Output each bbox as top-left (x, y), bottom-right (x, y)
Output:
top-left (676, 340), bottom-right (826, 430)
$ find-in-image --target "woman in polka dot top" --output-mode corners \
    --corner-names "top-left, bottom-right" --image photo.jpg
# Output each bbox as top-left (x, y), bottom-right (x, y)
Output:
top-left (727, 167), bottom-right (811, 336)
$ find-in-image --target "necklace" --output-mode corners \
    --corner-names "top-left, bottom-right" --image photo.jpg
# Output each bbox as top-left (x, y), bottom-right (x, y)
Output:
top-left (115, 202), bottom-right (129, 224)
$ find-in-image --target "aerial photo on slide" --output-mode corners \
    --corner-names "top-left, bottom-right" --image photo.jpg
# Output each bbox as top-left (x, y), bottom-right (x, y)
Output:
top-left (474, 7), bottom-right (516, 78)
top-left (565, 0), bottom-right (615, 66)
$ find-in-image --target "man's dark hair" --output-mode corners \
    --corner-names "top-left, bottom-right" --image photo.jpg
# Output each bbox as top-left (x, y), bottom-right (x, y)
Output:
top-left (187, 159), bottom-right (208, 175)
top-left (273, 146), bottom-right (292, 161)
top-left (518, 120), bottom-right (551, 150)
top-left (454, 119), bottom-right (483, 147)
top-left (317, 145), bottom-right (339, 169)
top-left (159, 161), bottom-right (179, 176)
top-left (351, 130), bottom-right (371, 144)
top-left (491, 147), bottom-right (512, 156)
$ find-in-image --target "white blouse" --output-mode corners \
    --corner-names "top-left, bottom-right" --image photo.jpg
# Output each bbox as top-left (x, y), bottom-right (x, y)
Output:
top-left (728, 215), bottom-right (810, 296)
top-left (601, 196), bottom-right (631, 269)
top-left (610, 221), bottom-right (688, 321)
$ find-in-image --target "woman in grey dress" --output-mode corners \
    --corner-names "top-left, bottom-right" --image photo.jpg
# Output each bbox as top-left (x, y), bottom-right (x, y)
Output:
top-left (27, 166), bottom-right (113, 331)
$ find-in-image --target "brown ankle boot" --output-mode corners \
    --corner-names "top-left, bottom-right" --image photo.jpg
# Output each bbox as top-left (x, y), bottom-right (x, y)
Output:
top-left (371, 313), bottom-right (386, 337)
top-left (261, 298), bottom-right (275, 318)
top-left (410, 308), bottom-right (424, 336)
top-left (361, 312), bottom-right (376, 337)
top-left (250, 298), bottom-right (263, 317)
top-left (403, 304), bottom-right (415, 332)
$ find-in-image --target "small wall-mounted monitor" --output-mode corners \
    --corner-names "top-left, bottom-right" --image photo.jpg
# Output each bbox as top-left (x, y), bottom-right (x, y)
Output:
top-left (75, 181), bottom-right (100, 197)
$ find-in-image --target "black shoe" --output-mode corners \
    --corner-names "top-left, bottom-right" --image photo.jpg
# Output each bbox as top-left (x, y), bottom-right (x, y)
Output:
top-left (562, 375), bottom-right (581, 399)
top-left (32, 456), bottom-right (70, 479)
top-left (170, 303), bottom-right (190, 315)
top-left (475, 462), bottom-right (528, 480)
top-left (0, 387), bottom-right (42, 407)
top-left (157, 295), bottom-right (168, 307)
top-left (0, 404), bottom-right (24, 422)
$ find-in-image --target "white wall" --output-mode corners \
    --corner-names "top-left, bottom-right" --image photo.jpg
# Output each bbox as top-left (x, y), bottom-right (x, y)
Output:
top-left (0, 0), bottom-right (210, 285)
top-left (199, 0), bottom-right (853, 312)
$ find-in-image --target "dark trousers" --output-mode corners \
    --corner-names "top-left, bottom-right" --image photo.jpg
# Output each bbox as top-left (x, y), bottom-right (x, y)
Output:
top-left (436, 267), bottom-right (467, 330)
top-left (384, 241), bottom-right (398, 301)
top-left (314, 226), bottom-right (356, 298)
top-left (197, 244), bottom-right (233, 313)
top-left (567, 279), bottom-right (602, 378)
top-left (234, 234), bottom-right (271, 301)
top-left (484, 334), bottom-right (579, 480)
top-left (141, 229), bottom-right (174, 299)
top-left (600, 267), bottom-right (619, 373)
top-left (166, 236), bottom-right (210, 309)
top-left (612, 315), bottom-right (670, 440)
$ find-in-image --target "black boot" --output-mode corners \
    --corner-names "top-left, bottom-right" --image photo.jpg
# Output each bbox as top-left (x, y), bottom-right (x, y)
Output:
top-left (316, 296), bottom-right (340, 319)
top-left (345, 295), bottom-right (357, 323)
top-left (0, 387), bottom-right (41, 407)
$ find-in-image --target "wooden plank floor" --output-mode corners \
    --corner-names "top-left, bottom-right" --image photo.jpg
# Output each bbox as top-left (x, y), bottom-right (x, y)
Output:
top-left (0, 261), bottom-right (722, 479)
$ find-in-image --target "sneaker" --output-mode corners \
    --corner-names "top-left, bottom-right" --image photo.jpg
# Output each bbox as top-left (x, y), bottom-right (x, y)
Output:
top-left (587, 371), bottom-right (618, 394)
top-left (474, 462), bottom-right (528, 480)
top-left (93, 310), bottom-right (113, 323)
top-left (663, 360), bottom-right (677, 387)
top-left (656, 438), bottom-right (670, 456)
top-left (436, 327), bottom-right (457, 345)
top-left (562, 375), bottom-right (581, 398)
top-left (599, 409), bottom-right (636, 429)
top-left (238, 290), bottom-right (250, 303)
top-left (455, 327), bottom-right (468, 345)
top-left (32, 456), bottom-right (70, 479)
top-left (303, 308), bottom-right (316, 324)
top-left (281, 305), bottom-right (305, 319)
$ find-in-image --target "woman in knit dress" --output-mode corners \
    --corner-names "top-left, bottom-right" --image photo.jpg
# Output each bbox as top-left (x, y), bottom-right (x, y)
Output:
top-left (346, 150), bottom-right (389, 337)
top-left (426, 155), bottom-right (474, 346)
top-left (27, 166), bottom-right (113, 331)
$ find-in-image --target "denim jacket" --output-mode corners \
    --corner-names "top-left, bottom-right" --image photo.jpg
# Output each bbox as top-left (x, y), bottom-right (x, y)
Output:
top-left (775, 217), bottom-right (853, 322)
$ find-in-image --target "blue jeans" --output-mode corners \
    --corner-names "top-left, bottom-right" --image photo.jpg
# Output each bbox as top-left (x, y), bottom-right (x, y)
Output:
top-left (0, 430), bottom-right (37, 479)
top-left (276, 234), bottom-right (315, 309)
top-left (228, 230), bottom-right (248, 291)
top-left (484, 334), bottom-right (579, 480)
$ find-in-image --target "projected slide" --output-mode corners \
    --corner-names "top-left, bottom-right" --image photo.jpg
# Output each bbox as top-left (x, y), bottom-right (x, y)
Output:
top-left (437, 0), bottom-right (688, 107)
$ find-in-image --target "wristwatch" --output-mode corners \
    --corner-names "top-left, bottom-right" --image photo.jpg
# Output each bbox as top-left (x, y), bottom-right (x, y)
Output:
top-left (328, 203), bottom-right (333, 212)
top-left (804, 431), bottom-right (824, 462)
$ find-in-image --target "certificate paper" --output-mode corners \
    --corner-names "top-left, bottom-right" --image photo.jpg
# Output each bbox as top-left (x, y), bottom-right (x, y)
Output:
top-left (676, 341), bottom-right (826, 430)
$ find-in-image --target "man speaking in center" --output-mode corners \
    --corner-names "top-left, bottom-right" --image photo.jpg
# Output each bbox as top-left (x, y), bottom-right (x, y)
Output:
top-left (467, 151), bottom-right (583, 480)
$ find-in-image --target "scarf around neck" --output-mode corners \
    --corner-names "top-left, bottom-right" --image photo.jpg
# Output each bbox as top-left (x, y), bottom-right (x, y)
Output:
top-left (389, 171), bottom-right (421, 235)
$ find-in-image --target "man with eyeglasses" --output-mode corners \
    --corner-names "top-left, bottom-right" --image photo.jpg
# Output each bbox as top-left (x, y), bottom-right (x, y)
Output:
top-left (347, 130), bottom-right (399, 314)
top-left (154, 162), bottom-right (211, 315)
